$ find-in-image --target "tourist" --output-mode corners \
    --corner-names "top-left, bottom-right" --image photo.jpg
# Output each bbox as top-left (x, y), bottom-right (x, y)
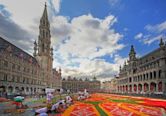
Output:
top-left (65, 95), bottom-right (73, 106)
top-left (51, 102), bottom-right (59, 112)
top-left (77, 94), bottom-right (85, 101)
top-left (46, 92), bottom-right (53, 104)
top-left (13, 96), bottom-right (25, 109)
top-left (35, 106), bottom-right (52, 115)
top-left (57, 102), bottom-right (66, 113)
top-left (51, 100), bottom-right (66, 113)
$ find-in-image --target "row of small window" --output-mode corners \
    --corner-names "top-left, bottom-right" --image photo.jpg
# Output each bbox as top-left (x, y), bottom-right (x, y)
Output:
top-left (119, 78), bottom-right (128, 84)
top-left (0, 74), bottom-right (41, 85)
top-left (139, 56), bottom-right (156, 65)
top-left (0, 61), bottom-right (37, 74)
top-left (132, 70), bottom-right (162, 82)
top-left (119, 70), bottom-right (162, 84)
top-left (139, 61), bottom-right (160, 71)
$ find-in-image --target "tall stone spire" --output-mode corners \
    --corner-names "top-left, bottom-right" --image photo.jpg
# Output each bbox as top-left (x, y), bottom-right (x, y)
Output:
top-left (38, 2), bottom-right (51, 56)
top-left (42, 2), bottom-right (48, 22)
top-left (36, 3), bottom-right (53, 72)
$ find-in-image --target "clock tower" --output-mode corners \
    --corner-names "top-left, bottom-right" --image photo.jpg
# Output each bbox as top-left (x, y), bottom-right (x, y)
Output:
top-left (34, 3), bottom-right (53, 87)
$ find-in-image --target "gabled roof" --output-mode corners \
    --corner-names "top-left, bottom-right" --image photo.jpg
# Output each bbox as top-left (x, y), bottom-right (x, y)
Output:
top-left (0, 36), bottom-right (38, 65)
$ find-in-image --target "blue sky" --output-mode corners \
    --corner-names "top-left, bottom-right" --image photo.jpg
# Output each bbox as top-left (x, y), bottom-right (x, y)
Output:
top-left (0, 0), bottom-right (166, 81)
top-left (59, 0), bottom-right (166, 57)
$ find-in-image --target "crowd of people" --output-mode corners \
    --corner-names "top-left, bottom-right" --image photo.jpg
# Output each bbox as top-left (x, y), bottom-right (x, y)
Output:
top-left (77, 89), bottom-right (90, 101)
top-left (35, 93), bottom-right (73, 116)
top-left (35, 89), bottom-right (90, 116)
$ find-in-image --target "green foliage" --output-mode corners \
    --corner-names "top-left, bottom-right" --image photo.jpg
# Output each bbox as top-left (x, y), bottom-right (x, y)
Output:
top-left (109, 98), bottom-right (137, 104)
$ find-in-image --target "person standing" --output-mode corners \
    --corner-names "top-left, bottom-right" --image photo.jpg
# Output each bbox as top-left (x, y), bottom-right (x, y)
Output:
top-left (46, 92), bottom-right (53, 104)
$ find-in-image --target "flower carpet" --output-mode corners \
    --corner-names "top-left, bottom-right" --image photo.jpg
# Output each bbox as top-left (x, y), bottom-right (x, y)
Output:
top-left (62, 93), bottom-right (166, 116)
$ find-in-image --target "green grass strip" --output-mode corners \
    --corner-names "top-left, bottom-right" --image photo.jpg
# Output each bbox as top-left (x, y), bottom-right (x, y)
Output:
top-left (83, 101), bottom-right (108, 116)
top-left (109, 98), bottom-right (137, 104)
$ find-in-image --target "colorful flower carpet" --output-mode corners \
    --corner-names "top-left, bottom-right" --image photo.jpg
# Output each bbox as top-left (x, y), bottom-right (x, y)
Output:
top-left (63, 93), bottom-right (166, 116)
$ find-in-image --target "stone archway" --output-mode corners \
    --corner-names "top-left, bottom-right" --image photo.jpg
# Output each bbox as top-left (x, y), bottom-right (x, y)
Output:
top-left (34, 88), bottom-right (36, 93)
top-left (0, 86), bottom-right (6, 97)
top-left (26, 87), bottom-right (29, 94)
top-left (26, 87), bottom-right (29, 92)
top-left (138, 84), bottom-right (142, 92)
top-left (21, 87), bottom-right (25, 94)
top-left (150, 82), bottom-right (156, 92)
top-left (8, 86), bottom-right (13, 94)
top-left (42, 88), bottom-right (45, 94)
top-left (144, 83), bottom-right (149, 92)
top-left (0, 86), bottom-right (6, 92)
top-left (129, 85), bottom-right (132, 92)
top-left (15, 87), bottom-right (20, 94)
top-left (158, 82), bottom-right (162, 92)
top-left (134, 84), bottom-right (137, 92)
top-left (126, 85), bottom-right (128, 92)
top-left (123, 86), bottom-right (125, 92)
top-left (30, 88), bottom-right (33, 94)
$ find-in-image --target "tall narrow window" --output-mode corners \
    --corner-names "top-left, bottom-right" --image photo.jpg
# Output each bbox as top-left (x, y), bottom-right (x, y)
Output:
top-left (42, 44), bottom-right (44, 52)
top-left (150, 72), bottom-right (152, 79)
top-left (159, 70), bottom-right (162, 78)
top-left (43, 30), bottom-right (45, 37)
top-left (154, 71), bottom-right (156, 79)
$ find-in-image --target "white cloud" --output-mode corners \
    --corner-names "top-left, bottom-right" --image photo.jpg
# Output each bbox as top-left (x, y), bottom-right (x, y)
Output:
top-left (108, 0), bottom-right (121, 6)
top-left (0, 0), bottom-right (125, 80)
top-left (134, 33), bottom-right (143, 39)
top-left (51, 14), bottom-right (125, 78)
top-left (49, 0), bottom-right (61, 13)
top-left (145, 21), bottom-right (166, 33)
top-left (135, 21), bottom-right (166, 45)
top-left (54, 14), bottom-right (124, 59)
top-left (143, 34), bottom-right (165, 45)
top-left (0, 0), bottom-right (61, 31)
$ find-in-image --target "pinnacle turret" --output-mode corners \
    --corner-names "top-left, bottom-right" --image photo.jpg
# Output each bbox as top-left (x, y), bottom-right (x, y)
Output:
top-left (159, 38), bottom-right (164, 47)
top-left (129, 45), bottom-right (136, 55)
top-left (33, 40), bottom-right (37, 57)
top-left (129, 45), bottom-right (136, 61)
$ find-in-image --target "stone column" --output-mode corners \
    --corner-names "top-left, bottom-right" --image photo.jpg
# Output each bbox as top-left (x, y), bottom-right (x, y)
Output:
top-left (148, 82), bottom-right (150, 93)
top-left (163, 82), bottom-right (166, 93)
top-left (156, 82), bottom-right (158, 92)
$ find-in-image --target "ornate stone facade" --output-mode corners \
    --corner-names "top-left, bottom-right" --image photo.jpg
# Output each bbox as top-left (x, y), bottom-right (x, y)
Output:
top-left (0, 4), bottom-right (61, 96)
top-left (117, 39), bottom-right (166, 95)
top-left (62, 76), bottom-right (101, 93)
